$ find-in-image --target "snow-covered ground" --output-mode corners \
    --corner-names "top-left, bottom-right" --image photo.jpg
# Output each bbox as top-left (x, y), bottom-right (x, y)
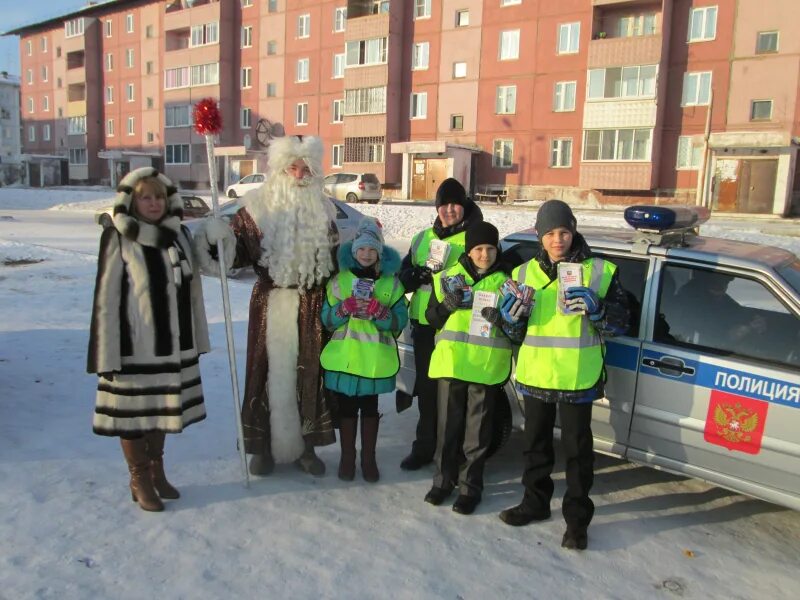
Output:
top-left (0, 187), bottom-right (798, 599)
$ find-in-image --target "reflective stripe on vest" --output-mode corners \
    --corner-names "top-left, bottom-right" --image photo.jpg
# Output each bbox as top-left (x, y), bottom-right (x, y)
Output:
top-left (513, 257), bottom-right (616, 390)
top-left (408, 228), bottom-right (466, 325)
top-left (321, 270), bottom-right (405, 379)
top-left (428, 264), bottom-right (512, 385)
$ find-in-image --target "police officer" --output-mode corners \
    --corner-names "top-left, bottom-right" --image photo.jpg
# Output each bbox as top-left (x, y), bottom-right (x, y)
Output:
top-left (486, 200), bottom-right (630, 550)
top-left (398, 178), bottom-right (483, 470)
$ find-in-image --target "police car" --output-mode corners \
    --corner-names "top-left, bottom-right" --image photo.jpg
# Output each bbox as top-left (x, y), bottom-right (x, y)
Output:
top-left (395, 206), bottom-right (800, 510)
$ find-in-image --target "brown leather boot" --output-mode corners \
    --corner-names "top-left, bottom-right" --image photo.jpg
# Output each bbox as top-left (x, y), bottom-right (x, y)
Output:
top-left (120, 438), bottom-right (164, 512)
top-left (360, 416), bottom-right (380, 483)
top-left (337, 417), bottom-right (358, 481)
top-left (145, 432), bottom-right (180, 499)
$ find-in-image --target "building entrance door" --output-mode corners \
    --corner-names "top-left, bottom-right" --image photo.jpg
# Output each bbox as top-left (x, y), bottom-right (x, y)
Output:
top-left (411, 159), bottom-right (427, 199)
top-left (712, 158), bottom-right (777, 213)
top-left (425, 159), bottom-right (449, 199)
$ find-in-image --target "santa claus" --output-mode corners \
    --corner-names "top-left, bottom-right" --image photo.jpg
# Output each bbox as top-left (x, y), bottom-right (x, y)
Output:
top-left (196, 135), bottom-right (337, 476)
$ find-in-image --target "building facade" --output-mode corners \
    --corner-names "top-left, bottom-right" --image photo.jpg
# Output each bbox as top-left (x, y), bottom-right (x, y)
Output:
top-left (0, 72), bottom-right (23, 184)
top-left (7, 0), bottom-right (800, 214)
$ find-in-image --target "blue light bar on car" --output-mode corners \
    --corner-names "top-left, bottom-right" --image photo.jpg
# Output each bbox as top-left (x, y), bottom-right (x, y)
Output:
top-left (623, 205), bottom-right (710, 232)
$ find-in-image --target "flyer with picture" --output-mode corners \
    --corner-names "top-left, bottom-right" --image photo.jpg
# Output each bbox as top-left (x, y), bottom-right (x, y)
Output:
top-left (469, 291), bottom-right (498, 337)
top-left (557, 262), bottom-right (584, 315)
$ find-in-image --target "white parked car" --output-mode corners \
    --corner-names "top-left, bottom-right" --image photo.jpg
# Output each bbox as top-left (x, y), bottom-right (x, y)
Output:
top-left (225, 173), bottom-right (266, 198)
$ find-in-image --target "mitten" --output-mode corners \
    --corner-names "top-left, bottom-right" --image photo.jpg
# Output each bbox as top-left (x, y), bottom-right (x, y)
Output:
top-left (335, 296), bottom-right (360, 318)
top-left (564, 286), bottom-right (604, 320)
top-left (480, 307), bottom-right (502, 326)
top-left (366, 298), bottom-right (390, 321)
top-left (442, 288), bottom-right (464, 312)
top-left (194, 216), bottom-right (236, 277)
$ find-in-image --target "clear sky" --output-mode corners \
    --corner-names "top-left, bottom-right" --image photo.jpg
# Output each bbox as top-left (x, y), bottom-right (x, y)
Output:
top-left (0, 0), bottom-right (86, 75)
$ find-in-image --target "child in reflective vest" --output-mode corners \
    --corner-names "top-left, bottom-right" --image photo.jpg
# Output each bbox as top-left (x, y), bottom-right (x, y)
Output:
top-left (423, 221), bottom-right (517, 515)
top-left (320, 218), bottom-right (408, 482)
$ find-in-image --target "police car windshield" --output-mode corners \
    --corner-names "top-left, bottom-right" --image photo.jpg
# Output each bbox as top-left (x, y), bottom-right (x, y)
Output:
top-left (777, 259), bottom-right (800, 294)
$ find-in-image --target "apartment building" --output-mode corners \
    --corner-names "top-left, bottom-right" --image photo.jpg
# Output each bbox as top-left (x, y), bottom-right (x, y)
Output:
top-left (7, 0), bottom-right (800, 214)
top-left (0, 72), bottom-right (22, 184)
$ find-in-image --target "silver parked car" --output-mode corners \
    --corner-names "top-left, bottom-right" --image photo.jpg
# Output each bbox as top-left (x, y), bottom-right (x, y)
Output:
top-left (396, 206), bottom-right (800, 510)
top-left (323, 172), bottom-right (382, 204)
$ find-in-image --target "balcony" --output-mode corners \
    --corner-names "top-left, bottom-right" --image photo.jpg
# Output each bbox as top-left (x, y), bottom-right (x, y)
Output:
top-left (164, 0), bottom-right (221, 32)
top-left (580, 162), bottom-right (655, 190)
top-left (592, 0), bottom-right (650, 5)
top-left (588, 34), bottom-right (662, 67)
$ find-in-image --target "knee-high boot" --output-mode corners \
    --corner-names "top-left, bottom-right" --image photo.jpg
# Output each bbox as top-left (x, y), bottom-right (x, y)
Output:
top-left (145, 432), bottom-right (180, 499)
top-left (360, 416), bottom-right (380, 483)
top-left (120, 438), bottom-right (164, 512)
top-left (338, 417), bottom-right (358, 481)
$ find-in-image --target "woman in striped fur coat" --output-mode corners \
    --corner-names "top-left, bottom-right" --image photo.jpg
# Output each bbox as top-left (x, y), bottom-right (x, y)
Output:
top-left (87, 167), bottom-right (210, 512)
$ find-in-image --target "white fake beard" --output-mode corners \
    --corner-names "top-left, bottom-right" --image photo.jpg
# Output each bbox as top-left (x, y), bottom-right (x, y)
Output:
top-left (246, 174), bottom-right (336, 290)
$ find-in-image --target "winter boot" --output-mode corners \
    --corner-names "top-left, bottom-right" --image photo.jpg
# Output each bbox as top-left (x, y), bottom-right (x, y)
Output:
top-left (337, 417), bottom-right (358, 481)
top-left (145, 432), bottom-right (179, 499)
top-left (295, 440), bottom-right (326, 477)
top-left (499, 502), bottom-right (551, 526)
top-left (249, 450), bottom-right (275, 476)
top-left (120, 438), bottom-right (164, 512)
top-left (360, 416), bottom-right (380, 483)
top-left (561, 526), bottom-right (588, 550)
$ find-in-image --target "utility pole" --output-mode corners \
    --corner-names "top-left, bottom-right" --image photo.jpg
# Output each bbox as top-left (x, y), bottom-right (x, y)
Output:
top-left (695, 88), bottom-right (714, 207)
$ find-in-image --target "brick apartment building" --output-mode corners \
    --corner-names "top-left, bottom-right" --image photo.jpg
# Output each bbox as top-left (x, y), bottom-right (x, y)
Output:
top-left (7, 0), bottom-right (800, 215)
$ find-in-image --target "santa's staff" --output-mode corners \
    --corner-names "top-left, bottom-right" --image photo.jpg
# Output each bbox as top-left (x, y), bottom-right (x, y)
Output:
top-left (193, 98), bottom-right (249, 488)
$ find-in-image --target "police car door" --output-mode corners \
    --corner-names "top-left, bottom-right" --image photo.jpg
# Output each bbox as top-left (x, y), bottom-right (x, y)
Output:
top-left (628, 262), bottom-right (800, 508)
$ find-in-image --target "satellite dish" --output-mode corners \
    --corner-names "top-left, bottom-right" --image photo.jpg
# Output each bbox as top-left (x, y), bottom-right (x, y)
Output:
top-left (255, 119), bottom-right (273, 147)
top-left (243, 134), bottom-right (251, 150)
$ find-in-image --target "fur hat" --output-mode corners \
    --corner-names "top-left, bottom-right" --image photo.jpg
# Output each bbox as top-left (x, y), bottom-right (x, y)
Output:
top-left (435, 178), bottom-right (467, 208)
top-left (534, 200), bottom-right (577, 237)
top-left (351, 217), bottom-right (384, 256)
top-left (112, 166), bottom-right (182, 248)
top-left (465, 221), bottom-right (499, 253)
top-left (267, 135), bottom-right (324, 178)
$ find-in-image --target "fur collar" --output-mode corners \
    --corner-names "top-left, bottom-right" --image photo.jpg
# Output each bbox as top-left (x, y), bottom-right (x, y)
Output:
top-left (112, 167), bottom-right (183, 249)
top-left (337, 241), bottom-right (401, 276)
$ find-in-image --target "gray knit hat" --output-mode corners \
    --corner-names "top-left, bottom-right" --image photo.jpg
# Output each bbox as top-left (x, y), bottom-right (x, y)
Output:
top-left (534, 200), bottom-right (577, 236)
top-left (351, 217), bottom-right (384, 255)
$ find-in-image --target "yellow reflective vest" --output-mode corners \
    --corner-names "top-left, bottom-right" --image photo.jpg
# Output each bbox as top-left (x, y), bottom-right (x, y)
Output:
top-left (408, 228), bottom-right (466, 325)
top-left (320, 270), bottom-right (406, 379)
top-left (428, 263), bottom-right (512, 385)
top-left (513, 257), bottom-right (616, 390)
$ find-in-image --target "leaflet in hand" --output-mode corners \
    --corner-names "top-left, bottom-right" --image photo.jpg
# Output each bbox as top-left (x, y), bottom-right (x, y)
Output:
top-left (469, 291), bottom-right (498, 338)
top-left (351, 278), bottom-right (375, 300)
top-left (557, 262), bottom-right (584, 315)
top-left (501, 279), bottom-right (534, 305)
top-left (426, 239), bottom-right (451, 272)
top-left (442, 274), bottom-right (472, 307)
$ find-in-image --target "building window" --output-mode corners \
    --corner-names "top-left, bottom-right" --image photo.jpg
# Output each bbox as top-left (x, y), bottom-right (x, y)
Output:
top-left (43, 124), bottom-right (51, 141)
top-left (501, 0), bottom-right (521, 5)
top-left (26, 40), bottom-right (32, 55)
top-left (267, 0), bottom-right (277, 12)
top-left (26, 69), bottom-right (32, 85)
top-left (495, 85), bottom-right (517, 114)
top-left (344, 136), bottom-right (386, 162)
top-left (57, 77), bottom-right (62, 88)
top-left (165, 144), bottom-right (190, 165)
top-left (126, 83), bottom-right (135, 102)
top-left (242, 26), bottom-right (253, 48)
top-left (191, 63), bottom-right (219, 86)
top-left (750, 99), bottom-right (773, 121)
top-left (553, 81), bottom-right (576, 111)
top-left (146, 61), bottom-right (154, 75)
top-left (241, 0), bottom-right (253, 6)
top-left (493, 139), bottom-right (514, 168)
top-left (41, 37), bottom-right (48, 52)
top-left (146, 97), bottom-right (154, 109)
top-left (107, 119), bottom-right (115, 137)
top-left (345, 37), bottom-right (388, 67)
top-left (756, 31), bottom-right (778, 54)
top-left (332, 99), bottom-right (345, 123)
top-left (28, 125), bottom-right (35, 142)
top-left (371, 0), bottom-right (390, 14)
top-left (146, 25), bottom-right (154, 39)
top-left (558, 22), bottom-right (580, 54)
top-left (587, 65), bottom-right (657, 100)
top-left (676, 136), bottom-right (701, 170)
top-left (126, 48), bottom-right (134, 68)
top-left (165, 67), bottom-right (190, 89)
top-left (106, 86), bottom-right (114, 104)
top-left (297, 14), bottom-right (310, 38)
top-left (191, 22), bottom-right (218, 47)
top-left (345, 86), bottom-right (387, 115)
top-left (583, 128), bottom-right (652, 161)
top-left (453, 62), bottom-right (467, 79)
top-left (450, 114), bottom-right (464, 130)
top-left (334, 7), bottom-right (347, 32)
top-left (682, 71), bottom-right (712, 106)
top-left (456, 9), bottom-right (469, 27)
top-left (267, 82), bottom-right (277, 97)
top-left (296, 102), bottom-right (308, 125)
top-left (165, 105), bottom-right (191, 128)
top-left (241, 67), bottom-right (252, 88)
top-left (333, 53), bottom-right (345, 78)
top-left (410, 92), bottom-right (427, 119)
top-left (241, 107), bottom-right (252, 128)
top-left (550, 138), bottom-right (572, 168)
top-left (146, 131), bottom-right (154, 143)
top-left (296, 58), bottom-right (310, 82)
top-left (688, 6), bottom-right (717, 42)
top-left (42, 96), bottom-right (49, 112)
top-left (105, 53), bottom-right (113, 71)
top-left (58, 107), bottom-right (63, 117)
top-left (127, 116), bottom-right (135, 136)
top-left (126, 14), bottom-right (134, 34)
top-left (368, 143), bottom-right (384, 163)
top-left (412, 42), bottom-right (429, 70)
top-left (267, 40), bottom-right (277, 55)
top-left (414, 0), bottom-right (431, 19)
top-left (499, 30), bottom-right (520, 60)
top-left (26, 97), bottom-right (33, 113)
top-left (65, 18), bottom-right (85, 38)
top-left (617, 14), bottom-right (657, 38)
top-left (332, 144), bottom-right (344, 168)
top-left (69, 148), bottom-right (88, 165)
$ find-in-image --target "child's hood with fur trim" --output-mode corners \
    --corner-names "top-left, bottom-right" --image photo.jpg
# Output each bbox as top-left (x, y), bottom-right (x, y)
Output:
top-left (337, 241), bottom-right (401, 276)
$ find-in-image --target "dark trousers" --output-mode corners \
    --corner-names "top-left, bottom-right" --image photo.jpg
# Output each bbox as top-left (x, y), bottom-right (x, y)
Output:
top-left (433, 378), bottom-right (496, 498)
top-left (521, 396), bottom-right (595, 529)
top-left (410, 322), bottom-right (438, 459)
top-left (332, 392), bottom-right (378, 418)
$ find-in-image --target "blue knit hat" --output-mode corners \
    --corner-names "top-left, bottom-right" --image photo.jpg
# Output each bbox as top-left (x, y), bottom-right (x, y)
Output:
top-left (351, 217), bottom-right (384, 256)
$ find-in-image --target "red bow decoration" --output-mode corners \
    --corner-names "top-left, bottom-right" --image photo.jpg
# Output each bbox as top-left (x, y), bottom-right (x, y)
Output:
top-left (193, 98), bottom-right (223, 135)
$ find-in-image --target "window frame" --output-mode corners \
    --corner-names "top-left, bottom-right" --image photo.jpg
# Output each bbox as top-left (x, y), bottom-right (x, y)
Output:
top-left (297, 14), bottom-right (311, 39)
top-left (107, 118), bottom-right (115, 137)
top-left (414, 0), bottom-right (431, 19)
top-left (681, 71), bottom-right (712, 107)
top-left (241, 66), bottom-right (253, 89)
top-left (453, 61), bottom-right (467, 79)
top-left (687, 5), bottom-right (717, 43)
top-left (450, 114), bottom-right (464, 131)
top-left (127, 116), bottom-right (135, 136)
top-left (332, 99), bottom-right (345, 123)
top-left (582, 128), bottom-right (652, 162)
top-left (553, 80), bottom-right (576, 112)
top-left (676, 136), bottom-right (702, 170)
top-left (126, 83), bottom-right (135, 102)
top-left (410, 92), bottom-right (428, 119)
top-left (550, 138), bottom-right (572, 168)
top-left (242, 25), bottom-right (253, 48)
top-left (492, 139), bottom-right (514, 168)
top-left (296, 58), bottom-right (310, 83)
top-left (296, 102), bottom-right (309, 126)
top-left (499, 29), bottom-right (520, 61)
top-left (495, 85), bottom-right (517, 115)
top-left (750, 99), bottom-right (773, 121)
top-left (241, 107), bottom-right (252, 129)
top-left (332, 144), bottom-right (344, 168)
top-left (456, 9), bottom-right (469, 27)
top-left (756, 31), bottom-right (779, 54)
top-left (125, 13), bottom-right (134, 34)
top-left (334, 7), bottom-right (347, 33)
top-left (557, 22), bottom-right (580, 55)
top-left (165, 144), bottom-right (191, 165)
top-left (412, 42), bottom-right (430, 70)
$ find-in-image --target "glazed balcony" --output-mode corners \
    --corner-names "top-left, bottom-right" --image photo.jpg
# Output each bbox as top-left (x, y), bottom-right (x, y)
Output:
top-left (588, 34), bottom-right (663, 67)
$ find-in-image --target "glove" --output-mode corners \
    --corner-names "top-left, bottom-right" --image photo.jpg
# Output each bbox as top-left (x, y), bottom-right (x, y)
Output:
top-left (341, 297), bottom-right (360, 314)
top-left (500, 292), bottom-right (532, 323)
top-left (481, 306), bottom-right (502, 326)
top-left (366, 298), bottom-right (390, 321)
top-left (416, 266), bottom-right (433, 285)
top-left (564, 286), bottom-right (604, 320)
top-left (442, 288), bottom-right (464, 312)
top-left (194, 217), bottom-right (236, 277)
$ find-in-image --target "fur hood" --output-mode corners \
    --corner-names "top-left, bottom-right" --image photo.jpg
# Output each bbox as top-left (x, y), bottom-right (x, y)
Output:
top-left (337, 241), bottom-right (401, 277)
top-left (112, 166), bottom-right (183, 249)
